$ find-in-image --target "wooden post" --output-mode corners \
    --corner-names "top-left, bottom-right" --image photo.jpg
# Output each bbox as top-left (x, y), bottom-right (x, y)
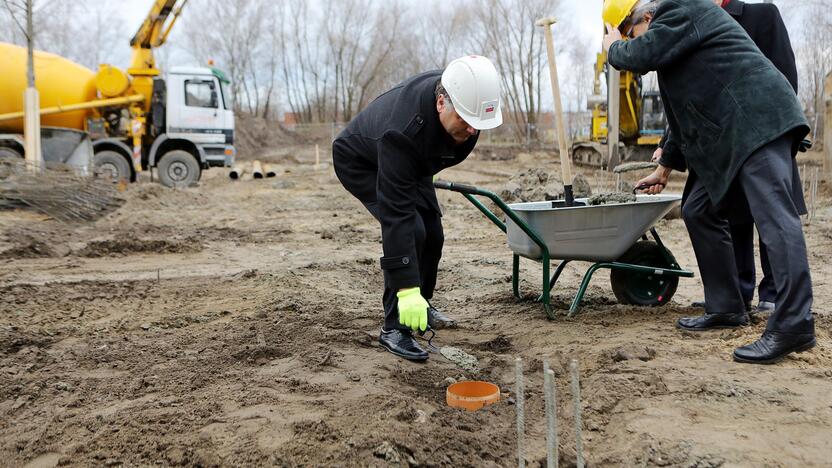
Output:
top-left (607, 66), bottom-right (621, 169)
top-left (315, 144), bottom-right (320, 170)
top-left (824, 71), bottom-right (831, 182)
top-left (23, 0), bottom-right (42, 169)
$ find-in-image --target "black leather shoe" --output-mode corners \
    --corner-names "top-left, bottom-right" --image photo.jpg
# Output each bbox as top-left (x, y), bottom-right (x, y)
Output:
top-left (379, 329), bottom-right (428, 361)
top-left (676, 312), bottom-right (748, 331)
top-left (428, 306), bottom-right (456, 330)
top-left (733, 331), bottom-right (816, 364)
top-left (690, 300), bottom-right (751, 311)
top-left (753, 301), bottom-right (776, 315)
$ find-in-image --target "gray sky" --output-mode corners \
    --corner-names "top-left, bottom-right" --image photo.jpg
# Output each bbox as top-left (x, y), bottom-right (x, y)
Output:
top-left (119, 0), bottom-right (791, 66)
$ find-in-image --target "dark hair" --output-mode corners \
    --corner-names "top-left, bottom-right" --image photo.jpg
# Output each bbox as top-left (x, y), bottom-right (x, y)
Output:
top-left (435, 80), bottom-right (452, 105)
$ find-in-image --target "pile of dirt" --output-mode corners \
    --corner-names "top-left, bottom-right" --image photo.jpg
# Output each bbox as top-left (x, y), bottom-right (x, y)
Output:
top-left (235, 114), bottom-right (315, 159)
top-left (75, 238), bottom-right (203, 257)
top-left (500, 167), bottom-right (592, 203)
top-left (472, 146), bottom-right (521, 161)
top-left (124, 184), bottom-right (207, 209)
top-left (0, 236), bottom-right (61, 259)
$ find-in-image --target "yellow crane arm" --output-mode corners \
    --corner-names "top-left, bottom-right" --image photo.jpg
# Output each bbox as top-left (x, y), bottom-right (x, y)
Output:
top-left (128, 0), bottom-right (188, 73)
top-left (0, 95), bottom-right (145, 123)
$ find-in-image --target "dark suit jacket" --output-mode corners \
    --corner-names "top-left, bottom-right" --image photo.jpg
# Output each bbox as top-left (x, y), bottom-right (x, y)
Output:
top-left (725, 0), bottom-right (797, 93)
top-left (657, 0), bottom-right (806, 215)
top-left (608, 0), bottom-right (809, 204)
top-left (332, 70), bottom-right (477, 289)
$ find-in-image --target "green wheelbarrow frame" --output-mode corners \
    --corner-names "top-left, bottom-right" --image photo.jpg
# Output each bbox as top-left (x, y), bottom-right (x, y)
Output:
top-left (434, 180), bottom-right (694, 319)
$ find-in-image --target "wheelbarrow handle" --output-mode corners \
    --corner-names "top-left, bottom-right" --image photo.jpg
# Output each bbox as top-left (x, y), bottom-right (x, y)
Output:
top-left (433, 178), bottom-right (555, 319)
top-left (433, 180), bottom-right (481, 195)
top-left (434, 178), bottom-right (550, 259)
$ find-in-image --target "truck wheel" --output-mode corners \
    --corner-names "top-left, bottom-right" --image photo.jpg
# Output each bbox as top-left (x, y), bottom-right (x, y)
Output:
top-left (610, 240), bottom-right (678, 307)
top-left (157, 150), bottom-right (201, 188)
top-left (0, 147), bottom-right (23, 179)
top-left (94, 150), bottom-right (131, 183)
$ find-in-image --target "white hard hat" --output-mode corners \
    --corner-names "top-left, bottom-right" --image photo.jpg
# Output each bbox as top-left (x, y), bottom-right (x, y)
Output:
top-left (441, 55), bottom-right (503, 130)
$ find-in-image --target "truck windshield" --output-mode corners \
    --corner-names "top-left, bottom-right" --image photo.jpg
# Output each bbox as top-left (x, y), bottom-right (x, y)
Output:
top-left (220, 80), bottom-right (233, 110)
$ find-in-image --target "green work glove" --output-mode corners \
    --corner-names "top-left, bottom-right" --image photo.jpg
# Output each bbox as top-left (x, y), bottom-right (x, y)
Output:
top-left (397, 287), bottom-right (429, 332)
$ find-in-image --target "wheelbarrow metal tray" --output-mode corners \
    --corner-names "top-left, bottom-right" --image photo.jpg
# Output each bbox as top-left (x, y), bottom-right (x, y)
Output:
top-left (506, 194), bottom-right (682, 262)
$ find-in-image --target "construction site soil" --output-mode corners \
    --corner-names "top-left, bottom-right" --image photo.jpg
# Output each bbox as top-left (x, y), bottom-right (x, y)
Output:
top-left (1, 147), bottom-right (830, 467)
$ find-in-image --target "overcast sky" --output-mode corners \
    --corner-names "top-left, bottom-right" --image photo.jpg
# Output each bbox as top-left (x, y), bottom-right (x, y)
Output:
top-left (121, 0), bottom-right (605, 57)
top-left (119, 0), bottom-right (789, 68)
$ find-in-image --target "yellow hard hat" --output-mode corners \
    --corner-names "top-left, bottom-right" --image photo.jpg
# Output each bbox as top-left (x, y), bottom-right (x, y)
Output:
top-left (602, 0), bottom-right (640, 29)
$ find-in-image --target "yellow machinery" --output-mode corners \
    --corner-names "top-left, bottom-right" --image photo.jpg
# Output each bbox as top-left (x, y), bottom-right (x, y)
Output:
top-left (571, 50), bottom-right (666, 167)
top-left (0, 44), bottom-right (99, 132)
top-left (0, 0), bottom-right (189, 158)
top-left (0, 0), bottom-right (233, 187)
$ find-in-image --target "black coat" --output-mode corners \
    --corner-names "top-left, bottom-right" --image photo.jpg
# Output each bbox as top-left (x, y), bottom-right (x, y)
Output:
top-left (658, 0), bottom-right (806, 215)
top-left (725, 0), bottom-right (797, 93)
top-left (332, 70), bottom-right (478, 290)
top-left (608, 0), bottom-right (809, 204)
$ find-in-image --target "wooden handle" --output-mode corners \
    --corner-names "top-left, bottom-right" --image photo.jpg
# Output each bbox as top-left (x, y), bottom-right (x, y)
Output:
top-left (538, 18), bottom-right (573, 186)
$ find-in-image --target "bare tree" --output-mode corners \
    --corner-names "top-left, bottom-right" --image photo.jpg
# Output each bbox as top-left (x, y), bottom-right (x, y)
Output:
top-left (322, 0), bottom-right (403, 122)
top-left (469, 0), bottom-right (561, 143)
top-left (181, 0), bottom-right (271, 116)
top-left (2, 1), bottom-right (127, 69)
top-left (795, 3), bottom-right (832, 144)
top-left (274, 0), bottom-right (330, 123)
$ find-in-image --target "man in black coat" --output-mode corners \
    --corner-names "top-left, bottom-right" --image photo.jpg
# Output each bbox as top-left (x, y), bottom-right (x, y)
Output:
top-left (653, 0), bottom-right (806, 315)
top-left (332, 56), bottom-right (503, 361)
top-left (602, 0), bottom-right (815, 363)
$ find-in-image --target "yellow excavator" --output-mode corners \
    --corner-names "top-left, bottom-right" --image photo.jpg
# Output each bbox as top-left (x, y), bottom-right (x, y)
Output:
top-left (571, 49), bottom-right (666, 167)
top-left (0, 0), bottom-right (235, 187)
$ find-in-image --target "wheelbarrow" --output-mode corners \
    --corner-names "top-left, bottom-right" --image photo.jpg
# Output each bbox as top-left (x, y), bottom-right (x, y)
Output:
top-left (434, 180), bottom-right (694, 319)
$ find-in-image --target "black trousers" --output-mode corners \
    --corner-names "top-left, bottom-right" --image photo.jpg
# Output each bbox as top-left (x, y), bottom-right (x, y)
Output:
top-left (682, 135), bottom-right (814, 334)
top-left (360, 200), bottom-right (443, 332)
top-left (730, 221), bottom-right (776, 304)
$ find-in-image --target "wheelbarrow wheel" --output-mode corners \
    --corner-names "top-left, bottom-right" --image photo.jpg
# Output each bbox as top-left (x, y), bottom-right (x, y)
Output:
top-left (610, 240), bottom-right (678, 306)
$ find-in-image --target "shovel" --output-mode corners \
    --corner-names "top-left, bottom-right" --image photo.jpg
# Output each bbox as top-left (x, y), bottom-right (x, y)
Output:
top-left (537, 16), bottom-right (575, 207)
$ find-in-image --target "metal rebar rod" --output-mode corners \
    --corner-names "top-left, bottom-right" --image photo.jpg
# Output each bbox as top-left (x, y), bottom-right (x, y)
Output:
top-left (545, 368), bottom-right (558, 468)
top-left (812, 168), bottom-right (819, 221)
top-left (569, 359), bottom-right (584, 468)
top-left (515, 357), bottom-right (525, 468)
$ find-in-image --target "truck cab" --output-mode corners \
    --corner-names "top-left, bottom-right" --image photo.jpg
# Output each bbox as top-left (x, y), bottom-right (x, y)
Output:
top-left (164, 67), bottom-right (235, 168)
top-left (91, 66), bottom-right (236, 188)
top-left (124, 66), bottom-right (236, 187)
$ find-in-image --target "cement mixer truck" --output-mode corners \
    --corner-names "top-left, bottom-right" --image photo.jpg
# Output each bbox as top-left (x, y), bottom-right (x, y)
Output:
top-left (0, 0), bottom-right (235, 187)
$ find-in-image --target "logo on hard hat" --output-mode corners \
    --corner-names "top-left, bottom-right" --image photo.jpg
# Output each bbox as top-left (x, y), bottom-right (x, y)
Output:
top-left (481, 100), bottom-right (499, 119)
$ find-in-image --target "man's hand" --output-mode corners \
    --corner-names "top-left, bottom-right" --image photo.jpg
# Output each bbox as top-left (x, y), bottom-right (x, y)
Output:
top-left (397, 287), bottom-right (428, 332)
top-left (651, 146), bottom-right (663, 163)
top-left (603, 23), bottom-right (622, 52)
top-left (635, 165), bottom-right (672, 195)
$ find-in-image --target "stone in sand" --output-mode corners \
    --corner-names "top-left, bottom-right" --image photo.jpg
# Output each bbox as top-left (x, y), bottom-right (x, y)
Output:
top-left (439, 346), bottom-right (479, 373)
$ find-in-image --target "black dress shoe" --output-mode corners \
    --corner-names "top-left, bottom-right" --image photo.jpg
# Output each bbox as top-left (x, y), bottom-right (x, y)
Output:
top-left (753, 301), bottom-right (776, 315)
top-left (379, 329), bottom-right (428, 361)
top-left (428, 306), bottom-right (456, 330)
top-left (676, 312), bottom-right (748, 331)
top-left (690, 300), bottom-right (752, 311)
top-left (733, 331), bottom-right (816, 364)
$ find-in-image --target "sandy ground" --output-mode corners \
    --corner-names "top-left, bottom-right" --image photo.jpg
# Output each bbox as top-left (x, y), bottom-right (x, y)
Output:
top-left (1, 147), bottom-right (831, 467)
